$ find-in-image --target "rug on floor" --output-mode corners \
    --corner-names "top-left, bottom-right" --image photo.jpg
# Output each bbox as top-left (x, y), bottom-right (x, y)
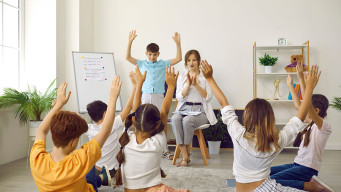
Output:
top-left (99, 167), bottom-right (235, 192)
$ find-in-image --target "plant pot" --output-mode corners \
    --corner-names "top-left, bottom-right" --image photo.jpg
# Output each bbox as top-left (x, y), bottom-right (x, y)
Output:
top-left (29, 121), bottom-right (42, 137)
top-left (264, 66), bottom-right (273, 73)
top-left (208, 141), bottom-right (221, 154)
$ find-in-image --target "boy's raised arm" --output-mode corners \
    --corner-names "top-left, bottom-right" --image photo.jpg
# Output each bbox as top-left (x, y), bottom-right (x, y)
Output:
top-left (35, 82), bottom-right (71, 141)
top-left (119, 71), bottom-right (137, 121)
top-left (200, 60), bottom-right (229, 108)
top-left (125, 30), bottom-right (138, 65)
top-left (94, 76), bottom-right (122, 148)
top-left (170, 32), bottom-right (182, 66)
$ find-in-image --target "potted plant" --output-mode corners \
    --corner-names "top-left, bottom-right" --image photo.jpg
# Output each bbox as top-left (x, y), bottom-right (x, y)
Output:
top-left (202, 113), bottom-right (227, 154)
top-left (0, 80), bottom-right (57, 136)
top-left (259, 53), bottom-right (278, 73)
top-left (330, 96), bottom-right (341, 111)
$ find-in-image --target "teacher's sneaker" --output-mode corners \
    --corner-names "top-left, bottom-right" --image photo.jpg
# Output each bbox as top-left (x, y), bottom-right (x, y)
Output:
top-left (101, 165), bottom-right (112, 186)
top-left (310, 175), bottom-right (335, 192)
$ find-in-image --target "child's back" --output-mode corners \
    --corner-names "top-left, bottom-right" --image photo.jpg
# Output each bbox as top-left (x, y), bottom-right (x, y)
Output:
top-left (31, 136), bottom-right (101, 191)
top-left (86, 116), bottom-right (123, 171)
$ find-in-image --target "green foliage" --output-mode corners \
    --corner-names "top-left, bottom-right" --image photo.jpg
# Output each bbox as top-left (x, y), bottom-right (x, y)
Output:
top-left (259, 53), bottom-right (278, 66)
top-left (0, 79), bottom-right (57, 125)
top-left (330, 97), bottom-right (341, 112)
top-left (203, 113), bottom-right (228, 141)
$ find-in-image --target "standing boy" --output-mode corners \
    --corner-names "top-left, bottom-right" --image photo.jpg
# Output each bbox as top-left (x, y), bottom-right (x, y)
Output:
top-left (125, 30), bottom-right (182, 111)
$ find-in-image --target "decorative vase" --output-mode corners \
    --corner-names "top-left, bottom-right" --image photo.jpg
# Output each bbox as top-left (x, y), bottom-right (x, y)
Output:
top-left (264, 66), bottom-right (273, 73)
top-left (208, 141), bottom-right (221, 154)
top-left (29, 121), bottom-right (42, 137)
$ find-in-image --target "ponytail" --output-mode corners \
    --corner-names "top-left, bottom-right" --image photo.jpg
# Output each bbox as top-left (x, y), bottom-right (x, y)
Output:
top-left (113, 114), bottom-right (133, 187)
top-left (293, 121), bottom-right (314, 147)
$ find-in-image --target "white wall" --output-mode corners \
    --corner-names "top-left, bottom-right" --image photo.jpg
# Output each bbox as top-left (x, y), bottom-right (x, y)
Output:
top-left (90, 0), bottom-right (341, 149)
top-left (0, 0), bottom-right (57, 165)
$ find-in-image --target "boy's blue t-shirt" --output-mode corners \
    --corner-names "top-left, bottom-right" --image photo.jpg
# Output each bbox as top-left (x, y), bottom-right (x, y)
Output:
top-left (137, 59), bottom-right (171, 94)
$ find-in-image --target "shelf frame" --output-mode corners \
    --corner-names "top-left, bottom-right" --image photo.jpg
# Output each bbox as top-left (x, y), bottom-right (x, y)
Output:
top-left (253, 41), bottom-right (310, 99)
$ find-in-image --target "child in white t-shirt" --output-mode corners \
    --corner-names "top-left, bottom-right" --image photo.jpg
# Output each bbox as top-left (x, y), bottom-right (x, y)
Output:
top-left (85, 72), bottom-right (137, 178)
top-left (270, 61), bottom-right (333, 192)
top-left (200, 60), bottom-right (321, 192)
top-left (113, 67), bottom-right (188, 192)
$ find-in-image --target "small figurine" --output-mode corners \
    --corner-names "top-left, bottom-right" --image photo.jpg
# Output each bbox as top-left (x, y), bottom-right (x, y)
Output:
top-left (273, 76), bottom-right (283, 100)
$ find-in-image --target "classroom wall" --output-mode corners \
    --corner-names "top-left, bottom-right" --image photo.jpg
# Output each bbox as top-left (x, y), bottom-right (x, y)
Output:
top-left (89, 0), bottom-right (341, 149)
top-left (0, 0), bottom-right (56, 165)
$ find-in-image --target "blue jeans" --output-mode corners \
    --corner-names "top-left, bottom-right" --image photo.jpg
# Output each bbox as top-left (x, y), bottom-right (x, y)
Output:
top-left (86, 166), bottom-right (102, 192)
top-left (270, 163), bottom-right (318, 190)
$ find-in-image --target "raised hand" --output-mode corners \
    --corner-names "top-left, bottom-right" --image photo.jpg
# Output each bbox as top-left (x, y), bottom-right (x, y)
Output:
top-left (128, 30), bottom-right (137, 43)
top-left (165, 66), bottom-right (179, 88)
top-left (200, 60), bottom-right (213, 79)
top-left (286, 74), bottom-right (293, 87)
top-left (56, 82), bottom-right (71, 107)
top-left (172, 32), bottom-right (181, 45)
top-left (296, 61), bottom-right (305, 80)
top-left (129, 71), bottom-right (137, 86)
top-left (134, 67), bottom-right (147, 86)
top-left (110, 76), bottom-right (122, 100)
top-left (305, 65), bottom-right (321, 89)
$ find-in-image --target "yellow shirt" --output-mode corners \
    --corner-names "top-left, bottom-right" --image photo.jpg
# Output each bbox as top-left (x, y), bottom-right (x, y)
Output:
top-left (30, 139), bottom-right (101, 192)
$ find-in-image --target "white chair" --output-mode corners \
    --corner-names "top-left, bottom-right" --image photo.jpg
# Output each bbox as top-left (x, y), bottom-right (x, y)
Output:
top-left (172, 124), bottom-right (210, 166)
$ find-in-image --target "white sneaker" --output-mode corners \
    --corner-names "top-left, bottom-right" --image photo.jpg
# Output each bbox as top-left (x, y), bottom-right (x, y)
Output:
top-left (310, 175), bottom-right (335, 192)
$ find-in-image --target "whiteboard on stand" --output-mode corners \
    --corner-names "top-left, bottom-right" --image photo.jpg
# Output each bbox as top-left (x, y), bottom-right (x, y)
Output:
top-left (72, 52), bottom-right (122, 113)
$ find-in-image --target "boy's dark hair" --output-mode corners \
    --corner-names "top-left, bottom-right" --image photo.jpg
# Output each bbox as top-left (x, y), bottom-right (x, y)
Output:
top-left (51, 111), bottom-right (88, 147)
top-left (114, 104), bottom-right (166, 187)
top-left (312, 94), bottom-right (329, 118)
top-left (86, 100), bottom-right (107, 122)
top-left (146, 43), bottom-right (159, 53)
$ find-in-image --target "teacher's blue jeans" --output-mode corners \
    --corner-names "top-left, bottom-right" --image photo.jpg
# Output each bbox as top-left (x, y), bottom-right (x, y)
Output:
top-left (86, 166), bottom-right (102, 192)
top-left (270, 163), bottom-right (318, 190)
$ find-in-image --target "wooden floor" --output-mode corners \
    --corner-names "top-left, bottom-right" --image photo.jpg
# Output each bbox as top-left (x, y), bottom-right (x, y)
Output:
top-left (1, 148), bottom-right (340, 191)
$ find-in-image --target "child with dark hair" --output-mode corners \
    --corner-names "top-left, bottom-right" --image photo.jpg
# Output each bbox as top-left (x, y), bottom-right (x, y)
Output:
top-left (200, 60), bottom-right (321, 192)
top-left (114, 67), bottom-right (189, 192)
top-left (270, 62), bottom-right (334, 192)
top-left (85, 71), bottom-right (137, 179)
top-left (30, 77), bottom-right (121, 192)
top-left (126, 30), bottom-right (182, 160)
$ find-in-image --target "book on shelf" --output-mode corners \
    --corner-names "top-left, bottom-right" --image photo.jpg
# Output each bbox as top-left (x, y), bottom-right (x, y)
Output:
top-left (288, 83), bottom-right (302, 100)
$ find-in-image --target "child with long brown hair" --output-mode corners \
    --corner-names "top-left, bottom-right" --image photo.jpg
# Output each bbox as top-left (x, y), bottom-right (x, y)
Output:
top-left (200, 60), bottom-right (321, 192)
top-left (270, 61), bottom-right (334, 192)
top-left (114, 67), bottom-right (189, 192)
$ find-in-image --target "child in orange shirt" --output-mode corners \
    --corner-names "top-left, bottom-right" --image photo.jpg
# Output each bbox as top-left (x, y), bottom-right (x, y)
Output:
top-left (30, 76), bottom-right (122, 192)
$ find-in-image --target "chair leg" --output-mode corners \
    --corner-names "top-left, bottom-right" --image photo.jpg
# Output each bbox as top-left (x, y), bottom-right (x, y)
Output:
top-left (196, 130), bottom-right (208, 166)
top-left (172, 145), bottom-right (181, 165)
top-left (203, 138), bottom-right (210, 159)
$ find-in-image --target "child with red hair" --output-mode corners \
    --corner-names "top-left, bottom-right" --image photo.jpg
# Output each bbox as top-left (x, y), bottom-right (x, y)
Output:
top-left (30, 76), bottom-right (122, 192)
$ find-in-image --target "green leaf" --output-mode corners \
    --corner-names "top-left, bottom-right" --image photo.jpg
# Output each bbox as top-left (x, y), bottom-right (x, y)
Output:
top-left (0, 79), bottom-right (57, 125)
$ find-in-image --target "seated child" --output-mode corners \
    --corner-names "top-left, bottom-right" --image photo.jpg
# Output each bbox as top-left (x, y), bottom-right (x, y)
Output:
top-left (30, 77), bottom-right (121, 192)
top-left (85, 72), bottom-right (137, 178)
top-left (270, 61), bottom-right (333, 192)
top-left (114, 67), bottom-right (189, 192)
top-left (200, 60), bottom-right (321, 192)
